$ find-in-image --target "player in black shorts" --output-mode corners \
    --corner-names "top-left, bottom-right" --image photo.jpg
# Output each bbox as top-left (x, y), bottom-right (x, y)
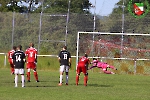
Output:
top-left (12, 45), bottom-right (26, 87)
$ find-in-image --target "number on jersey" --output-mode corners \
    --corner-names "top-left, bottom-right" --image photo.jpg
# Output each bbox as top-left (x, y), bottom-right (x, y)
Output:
top-left (16, 55), bottom-right (21, 62)
top-left (63, 54), bottom-right (68, 59)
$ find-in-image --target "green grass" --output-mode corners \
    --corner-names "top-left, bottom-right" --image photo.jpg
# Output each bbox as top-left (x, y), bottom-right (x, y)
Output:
top-left (2, 55), bottom-right (150, 74)
top-left (2, 56), bottom-right (77, 71)
top-left (0, 68), bottom-right (150, 100)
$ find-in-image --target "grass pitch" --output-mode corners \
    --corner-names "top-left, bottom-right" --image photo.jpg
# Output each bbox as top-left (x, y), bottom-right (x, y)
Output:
top-left (0, 68), bottom-right (150, 100)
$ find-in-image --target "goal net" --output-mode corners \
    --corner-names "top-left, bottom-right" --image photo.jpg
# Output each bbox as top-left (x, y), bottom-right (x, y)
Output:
top-left (76, 32), bottom-right (150, 74)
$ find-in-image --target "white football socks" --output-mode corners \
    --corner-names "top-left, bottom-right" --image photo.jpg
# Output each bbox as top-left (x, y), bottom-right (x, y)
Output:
top-left (60, 75), bottom-right (63, 84)
top-left (21, 75), bottom-right (25, 87)
top-left (15, 75), bottom-right (18, 87)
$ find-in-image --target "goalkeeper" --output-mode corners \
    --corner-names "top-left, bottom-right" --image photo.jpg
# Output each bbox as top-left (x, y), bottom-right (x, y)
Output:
top-left (88, 58), bottom-right (117, 74)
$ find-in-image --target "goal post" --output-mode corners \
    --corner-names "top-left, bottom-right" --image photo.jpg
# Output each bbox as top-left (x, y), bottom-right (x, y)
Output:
top-left (76, 32), bottom-right (150, 74)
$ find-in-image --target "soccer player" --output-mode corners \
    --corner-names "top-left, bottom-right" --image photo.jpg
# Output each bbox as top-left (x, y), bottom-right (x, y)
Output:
top-left (12, 45), bottom-right (26, 87)
top-left (7, 46), bottom-right (16, 75)
top-left (76, 53), bottom-right (90, 86)
top-left (25, 43), bottom-right (39, 82)
top-left (88, 58), bottom-right (117, 74)
top-left (58, 46), bottom-right (71, 86)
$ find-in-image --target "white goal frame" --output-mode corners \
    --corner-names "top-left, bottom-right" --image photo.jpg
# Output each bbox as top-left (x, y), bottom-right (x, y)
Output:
top-left (76, 31), bottom-right (150, 70)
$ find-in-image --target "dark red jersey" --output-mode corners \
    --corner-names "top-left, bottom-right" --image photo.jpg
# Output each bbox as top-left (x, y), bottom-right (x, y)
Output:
top-left (25, 47), bottom-right (37, 62)
top-left (8, 49), bottom-right (15, 60)
top-left (78, 56), bottom-right (90, 67)
top-left (8, 49), bottom-right (16, 65)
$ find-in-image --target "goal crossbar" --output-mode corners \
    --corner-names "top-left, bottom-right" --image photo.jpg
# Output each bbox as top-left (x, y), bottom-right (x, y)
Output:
top-left (78, 32), bottom-right (150, 36)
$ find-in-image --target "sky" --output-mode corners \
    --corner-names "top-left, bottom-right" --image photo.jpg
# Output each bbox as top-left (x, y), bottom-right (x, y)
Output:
top-left (89, 0), bottom-right (120, 16)
top-left (15, 0), bottom-right (120, 14)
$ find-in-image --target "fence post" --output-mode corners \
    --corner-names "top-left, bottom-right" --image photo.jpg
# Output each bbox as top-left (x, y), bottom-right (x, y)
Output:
top-left (134, 59), bottom-right (137, 75)
top-left (4, 53), bottom-right (7, 67)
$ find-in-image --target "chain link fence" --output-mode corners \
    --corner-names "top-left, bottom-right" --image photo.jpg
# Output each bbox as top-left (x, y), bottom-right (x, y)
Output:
top-left (0, 12), bottom-right (150, 74)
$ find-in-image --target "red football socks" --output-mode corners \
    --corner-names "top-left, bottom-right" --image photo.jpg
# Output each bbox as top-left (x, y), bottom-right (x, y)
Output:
top-left (34, 72), bottom-right (38, 81)
top-left (27, 72), bottom-right (30, 81)
top-left (76, 75), bottom-right (79, 85)
top-left (84, 76), bottom-right (88, 86)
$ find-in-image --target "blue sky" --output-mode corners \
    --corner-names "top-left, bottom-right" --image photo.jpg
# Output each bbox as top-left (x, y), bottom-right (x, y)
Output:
top-left (89, 0), bottom-right (120, 15)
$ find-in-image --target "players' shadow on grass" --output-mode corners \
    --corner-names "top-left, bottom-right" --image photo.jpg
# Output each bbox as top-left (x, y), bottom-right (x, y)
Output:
top-left (27, 85), bottom-right (57, 87)
top-left (24, 80), bottom-right (59, 83)
top-left (32, 80), bottom-right (49, 82)
top-left (88, 84), bottom-right (113, 87)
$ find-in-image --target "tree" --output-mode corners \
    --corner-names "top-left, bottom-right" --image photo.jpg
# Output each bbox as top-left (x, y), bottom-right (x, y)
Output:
top-left (0, 0), bottom-right (25, 12)
top-left (0, 0), bottom-right (9, 12)
top-left (107, 0), bottom-right (150, 33)
top-left (0, 0), bottom-right (93, 14)
top-left (35, 0), bottom-right (92, 13)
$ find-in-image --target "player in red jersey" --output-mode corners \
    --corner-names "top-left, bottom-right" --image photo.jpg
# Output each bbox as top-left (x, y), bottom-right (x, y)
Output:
top-left (7, 46), bottom-right (16, 75)
top-left (25, 43), bottom-right (39, 82)
top-left (88, 58), bottom-right (117, 74)
top-left (76, 53), bottom-right (90, 86)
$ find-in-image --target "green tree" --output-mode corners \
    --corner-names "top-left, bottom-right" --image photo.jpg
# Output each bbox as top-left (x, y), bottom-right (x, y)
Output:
top-left (0, 0), bottom-right (25, 12)
top-left (0, 0), bottom-right (9, 12)
top-left (106, 0), bottom-right (150, 33)
top-left (0, 0), bottom-right (93, 14)
top-left (34, 0), bottom-right (92, 13)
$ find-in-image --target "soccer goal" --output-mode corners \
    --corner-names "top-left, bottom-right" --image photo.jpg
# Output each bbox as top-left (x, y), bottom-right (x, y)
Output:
top-left (76, 32), bottom-right (150, 74)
